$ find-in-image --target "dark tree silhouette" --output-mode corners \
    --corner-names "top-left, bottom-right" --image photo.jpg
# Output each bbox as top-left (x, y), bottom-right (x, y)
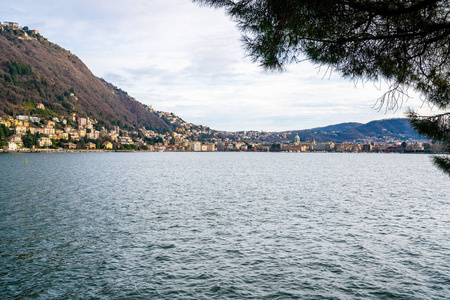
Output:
top-left (194, 0), bottom-right (450, 174)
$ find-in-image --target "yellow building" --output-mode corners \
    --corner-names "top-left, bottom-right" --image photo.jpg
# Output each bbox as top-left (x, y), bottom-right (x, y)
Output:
top-left (102, 141), bottom-right (113, 150)
top-left (86, 142), bottom-right (96, 150)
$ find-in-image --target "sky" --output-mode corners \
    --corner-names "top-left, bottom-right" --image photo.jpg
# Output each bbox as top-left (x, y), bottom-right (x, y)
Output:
top-left (1, 0), bottom-right (439, 132)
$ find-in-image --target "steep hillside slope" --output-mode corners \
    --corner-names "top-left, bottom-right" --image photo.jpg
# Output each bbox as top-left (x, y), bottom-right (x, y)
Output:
top-left (0, 27), bottom-right (171, 132)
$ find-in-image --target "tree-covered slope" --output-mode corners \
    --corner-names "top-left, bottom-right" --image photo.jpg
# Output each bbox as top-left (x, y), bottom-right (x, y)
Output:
top-left (0, 27), bottom-right (172, 132)
top-left (293, 118), bottom-right (423, 143)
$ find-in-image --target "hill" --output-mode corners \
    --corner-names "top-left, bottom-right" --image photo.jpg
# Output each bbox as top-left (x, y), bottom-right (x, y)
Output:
top-left (0, 26), bottom-right (171, 132)
top-left (290, 118), bottom-right (423, 143)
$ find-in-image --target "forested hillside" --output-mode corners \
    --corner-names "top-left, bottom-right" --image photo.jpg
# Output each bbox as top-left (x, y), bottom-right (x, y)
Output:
top-left (0, 26), bottom-right (172, 132)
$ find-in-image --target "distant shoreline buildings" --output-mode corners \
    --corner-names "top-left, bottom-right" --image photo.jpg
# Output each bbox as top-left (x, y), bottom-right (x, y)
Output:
top-left (0, 112), bottom-right (444, 154)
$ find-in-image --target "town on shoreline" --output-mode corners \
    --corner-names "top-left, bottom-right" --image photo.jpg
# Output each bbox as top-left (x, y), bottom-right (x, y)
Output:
top-left (0, 112), bottom-right (445, 154)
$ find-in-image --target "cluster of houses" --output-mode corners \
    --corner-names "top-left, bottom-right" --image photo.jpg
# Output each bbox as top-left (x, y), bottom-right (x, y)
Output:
top-left (0, 108), bottom-right (215, 152)
top-left (0, 109), bottom-right (443, 153)
top-left (1, 112), bottom-right (99, 151)
top-left (2, 21), bottom-right (39, 34)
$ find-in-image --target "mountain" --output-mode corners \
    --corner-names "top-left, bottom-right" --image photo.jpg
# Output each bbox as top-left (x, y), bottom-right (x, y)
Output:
top-left (0, 26), bottom-right (171, 132)
top-left (309, 122), bottom-right (362, 132)
top-left (290, 118), bottom-right (423, 143)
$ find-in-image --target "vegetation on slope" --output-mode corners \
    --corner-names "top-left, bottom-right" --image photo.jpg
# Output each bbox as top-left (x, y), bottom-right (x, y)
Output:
top-left (0, 26), bottom-right (172, 132)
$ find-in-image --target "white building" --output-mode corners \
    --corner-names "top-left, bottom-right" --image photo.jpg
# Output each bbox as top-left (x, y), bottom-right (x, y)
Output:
top-left (37, 137), bottom-right (52, 148)
top-left (3, 22), bottom-right (19, 29)
top-left (4, 141), bottom-right (19, 151)
top-left (190, 141), bottom-right (201, 152)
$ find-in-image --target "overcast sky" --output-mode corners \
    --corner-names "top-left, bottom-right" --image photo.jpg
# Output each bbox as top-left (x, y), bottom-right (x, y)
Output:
top-left (1, 0), bottom-right (438, 131)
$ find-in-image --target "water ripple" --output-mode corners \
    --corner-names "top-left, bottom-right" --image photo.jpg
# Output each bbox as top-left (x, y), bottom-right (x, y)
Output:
top-left (0, 152), bottom-right (449, 299)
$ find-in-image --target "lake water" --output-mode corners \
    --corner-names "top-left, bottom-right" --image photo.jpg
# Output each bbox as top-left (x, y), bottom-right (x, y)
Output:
top-left (1, 152), bottom-right (449, 299)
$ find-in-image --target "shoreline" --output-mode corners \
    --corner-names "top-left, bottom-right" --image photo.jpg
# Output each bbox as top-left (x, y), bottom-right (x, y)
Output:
top-left (0, 149), bottom-right (440, 154)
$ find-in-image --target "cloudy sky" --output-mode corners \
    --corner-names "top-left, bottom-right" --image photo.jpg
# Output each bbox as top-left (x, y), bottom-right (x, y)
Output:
top-left (1, 0), bottom-right (437, 131)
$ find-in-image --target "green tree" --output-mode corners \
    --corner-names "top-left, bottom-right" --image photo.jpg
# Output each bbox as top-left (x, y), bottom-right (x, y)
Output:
top-left (194, 0), bottom-right (449, 174)
top-left (0, 124), bottom-right (12, 146)
top-left (6, 61), bottom-right (32, 76)
top-left (409, 112), bottom-right (450, 171)
top-left (401, 141), bottom-right (408, 150)
top-left (22, 132), bottom-right (37, 148)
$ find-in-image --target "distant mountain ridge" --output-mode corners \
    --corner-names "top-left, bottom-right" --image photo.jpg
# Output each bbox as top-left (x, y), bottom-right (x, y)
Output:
top-left (289, 118), bottom-right (423, 143)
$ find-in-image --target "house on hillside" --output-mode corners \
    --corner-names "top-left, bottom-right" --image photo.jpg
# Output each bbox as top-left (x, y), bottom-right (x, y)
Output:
top-left (15, 124), bottom-right (28, 135)
top-left (9, 135), bottom-right (23, 147)
top-left (43, 125), bottom-right (55, 136)
top-left (46, 120), bottom-right (56, 127)
top-left (3, 22), bottom-right (19, 29)
top-left (85, 142), bottom-right (96, 150)
top-left (0, 117), bottom-right (11, 127)
top-left (78, 117), bottom-right (87, 128)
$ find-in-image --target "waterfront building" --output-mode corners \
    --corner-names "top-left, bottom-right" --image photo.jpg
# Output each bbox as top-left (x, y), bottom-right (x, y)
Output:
top-left (5, 141), bottom-right (19, 151)
top-left (362, 144), bottom-right (372, 152)
top-left (85, 142), bottom-right (96, 150)
top-left (216, 142), bottom-right (225, 151)
top-left (65, 143), bottom-right (77, 149)
top-left (37, 137), bottom-right (52, 148)
top-left (335, 143), bottom-right (361, 152)
top-left (102, 141), bottom-right (113, 150)
top-left (190, 141), bottom-right (201, 152)
top-left (314, 142), bottom-right (335, 151)
top-left (288, 145), bottom-right (307, 152)
top-left (9, 135), bottom-right (23, 146)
